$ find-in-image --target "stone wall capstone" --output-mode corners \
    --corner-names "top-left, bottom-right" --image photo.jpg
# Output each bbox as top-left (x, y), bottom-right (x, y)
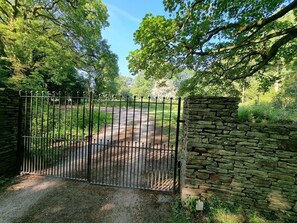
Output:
top-left (0, 88), bottom-right (20, 177)
top-left (181, 96), bottom-right (297, 221)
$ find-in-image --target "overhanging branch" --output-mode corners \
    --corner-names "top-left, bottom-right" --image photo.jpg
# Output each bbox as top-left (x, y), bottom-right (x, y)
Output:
top-left (237, 0), bottom-right (297, 35)
top-left (190, 25), bottom-right (297, 56)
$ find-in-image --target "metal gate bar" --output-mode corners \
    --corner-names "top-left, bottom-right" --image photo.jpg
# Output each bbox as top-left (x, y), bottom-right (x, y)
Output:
top-left (20, 92), bottom-right (181, 192)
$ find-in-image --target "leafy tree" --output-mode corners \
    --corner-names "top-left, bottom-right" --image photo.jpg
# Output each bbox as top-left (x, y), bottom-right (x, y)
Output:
top-left (130, 73), bottom-right (153, 96)
top-left (0, 0), bottom-right (118, 92)
top-left (151, 78), bottom-right (177, 98)
top-left (114, 75), bottom-right (133, 97)
top-left (273, 59), bottom-right (297, 108)
top-left (128, 0), bottom-right (297, 93)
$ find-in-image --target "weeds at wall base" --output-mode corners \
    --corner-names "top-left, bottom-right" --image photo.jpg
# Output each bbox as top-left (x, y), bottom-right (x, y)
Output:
top-left (0, 176), bottom-right (12, 191)
top-left (168, 196), bottom-right (291, 223)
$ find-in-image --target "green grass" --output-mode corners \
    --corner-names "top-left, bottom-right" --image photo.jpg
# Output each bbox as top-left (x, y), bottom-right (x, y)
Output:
top-left (125, 99), bottom-right (181, 145)
top-left (24, 102), bottom-right (112, 168)
top-left (167, 196), bottom-right (289, 223)
top-left (167, 202), bottom-right (193, 223)
top-left (238, 103), bottom-right (297, 125)
top-left (26, 142), bottom-right (65, 165)
top-left (24, 97), bottom-right (180, 168)
top-left (29, 104), bottom-right (112, 139)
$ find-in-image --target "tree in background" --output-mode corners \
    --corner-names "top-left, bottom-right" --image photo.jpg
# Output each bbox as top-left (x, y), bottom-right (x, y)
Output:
top-left (0, 0), bottom-right (118, 93)
top-left (151, 79), bottom-right (177, 98)
top-left (128, 0), bottom-right (297, 94)
top-left (273, 59), bottom-right (297, 108)
top-left (130, 73), bottom-right (153, 96)
top-left (114, 75), bottom-right (133, 97)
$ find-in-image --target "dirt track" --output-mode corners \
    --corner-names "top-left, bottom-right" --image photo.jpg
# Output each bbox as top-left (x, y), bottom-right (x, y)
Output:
top-left (0, 175), bottom-right (176, 223)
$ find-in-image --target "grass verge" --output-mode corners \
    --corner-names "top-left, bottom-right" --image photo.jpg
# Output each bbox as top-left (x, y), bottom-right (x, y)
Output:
top-left (167, 196), bottom-right (290, 223)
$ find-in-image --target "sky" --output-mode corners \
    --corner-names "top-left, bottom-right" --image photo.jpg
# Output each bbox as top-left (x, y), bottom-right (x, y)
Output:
top-left (101, 0), bottom-right (168, 77)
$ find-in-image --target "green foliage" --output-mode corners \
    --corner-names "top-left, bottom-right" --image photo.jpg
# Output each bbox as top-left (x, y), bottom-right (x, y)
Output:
top-left (179, 77), bottom-right (240, 97)
top-left (167, 202), bottom-right (192, 223)
top-left (204, 196), bottom-right (242, 222)
top-left (31, 104), bottom-right (112, 139)
top-left (168, 196), bottom-right (285, 223)
top-left (273, 60), bottom-right (297, 109)
top-left (238, 103), bottom-right (297, 124)
top-left (184, 197), bottom-right (198, 214)
top-left (130, 73), bottom-right (153, 96)
top-left (0, 0), bottom-right (118, 93)
top-left (0, 176), bottom-right (10, 188)
top-left (115, 75), bottom-right (133, 97)
top-left (128, 0), bottom-right (297, 93)
top-left (168, 196), bottom-right (271, 223)
top-left (27, 100), bottom-right (112, 166)
top-left (237, 106), bottom-right (251, 122)
top-left (28, 143), bottom-right (63, 166)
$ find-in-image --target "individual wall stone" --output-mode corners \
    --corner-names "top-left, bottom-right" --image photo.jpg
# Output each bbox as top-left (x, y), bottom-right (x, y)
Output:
top-left (181, 96), bottom-right (297, 222)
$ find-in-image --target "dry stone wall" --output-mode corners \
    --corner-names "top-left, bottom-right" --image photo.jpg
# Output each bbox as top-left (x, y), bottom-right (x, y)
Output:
top-left (0, 89), bottom-right (20, 177)
top-left (181, 96), bottom-right (297, 221)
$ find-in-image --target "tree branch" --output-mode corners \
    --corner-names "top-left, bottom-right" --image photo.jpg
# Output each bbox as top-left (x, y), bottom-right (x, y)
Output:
top-left (197, 0), bottom-right (297, 46)
top-left (205, 23), bottom-right (239, 42)
top-left (3, 0), bottom-right (13, 8)
top-left (0, 6), bottom-right (10, 20)
top-left (249, 28), bottom-right (297, 75)
top-left (178, 0), bottom-right (203, 30)
top-left (236, 0), bottom-right (297, 35)
top-left (32, 0), bottom-right (61, 16)
top-left (220, 51), bottom-right (260, 73)
top-left (66, 0), bottom-right (78, 9)
top-left (191, 25), bottom-right (297, 56)
top-left (229, 27), bottom-right (297, 81)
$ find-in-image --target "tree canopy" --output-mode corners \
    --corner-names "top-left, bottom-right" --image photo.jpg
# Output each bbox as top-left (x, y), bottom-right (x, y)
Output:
top-left (0, 0), bottom-right (118, 93)
top-left (128, 0), bottom-right (297, 93)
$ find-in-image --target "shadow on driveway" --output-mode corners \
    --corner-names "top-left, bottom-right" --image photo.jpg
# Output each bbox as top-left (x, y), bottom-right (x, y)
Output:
top-left (0, 175), bottom-right (177, 223)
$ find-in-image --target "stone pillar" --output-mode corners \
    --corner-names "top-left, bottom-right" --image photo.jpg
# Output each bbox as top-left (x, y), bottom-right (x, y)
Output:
top-left (0, 88), bottom-right (21, 177)
top-left (181, 96), bottom-right (239, 201)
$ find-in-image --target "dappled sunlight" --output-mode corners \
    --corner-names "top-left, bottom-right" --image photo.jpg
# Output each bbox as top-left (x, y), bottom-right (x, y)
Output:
top-left (100, 203), bottom-right (115, 211)
top-left (213, 210), bottom-right (245, 223)
top-left (49, 206), bottom-right (64, 214)
top-left (31, 181), bottom-right (59, 192)
top-left (151, 178), bottom-right (174, 191)
top-left (267, 190), bottom-right (291, 211)
top-left (7, 176), bottom-right (61, 193)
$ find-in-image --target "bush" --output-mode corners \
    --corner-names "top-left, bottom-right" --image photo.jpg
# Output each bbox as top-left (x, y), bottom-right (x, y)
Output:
top-left (237, 106), bottom-right (251, 122)
top-left (238, 103), bottom-right (297, 125)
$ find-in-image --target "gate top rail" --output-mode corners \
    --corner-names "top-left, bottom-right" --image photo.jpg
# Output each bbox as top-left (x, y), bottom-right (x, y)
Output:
top-left (19, 91), bottom-right (182, 101)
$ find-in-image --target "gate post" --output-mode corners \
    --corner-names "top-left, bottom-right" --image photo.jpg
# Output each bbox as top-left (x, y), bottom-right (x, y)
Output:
top-left (17, 91), bottom-right (24, 173)
top-left (180, 96), bottom-right (239, 201)
top-left (0, 89), bottom-right (21, 176)
top-left (173, 97), bottom-right (182, 192)
top-left (87, 91), bottom-right (94, 182)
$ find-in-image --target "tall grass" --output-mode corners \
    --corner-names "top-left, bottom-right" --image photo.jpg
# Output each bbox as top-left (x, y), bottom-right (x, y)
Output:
top-left (29, 104), bottom-right (112, 139)
top-left (238, 103), bottom-right (297, 125)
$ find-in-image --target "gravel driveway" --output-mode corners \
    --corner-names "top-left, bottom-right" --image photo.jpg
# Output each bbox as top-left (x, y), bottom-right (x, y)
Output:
top-left (0, 175), bottom-right (176, 223)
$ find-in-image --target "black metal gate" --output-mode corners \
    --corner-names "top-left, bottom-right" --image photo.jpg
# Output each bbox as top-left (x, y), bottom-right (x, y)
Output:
top-left (19, 92), bottom-right (181, 192)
